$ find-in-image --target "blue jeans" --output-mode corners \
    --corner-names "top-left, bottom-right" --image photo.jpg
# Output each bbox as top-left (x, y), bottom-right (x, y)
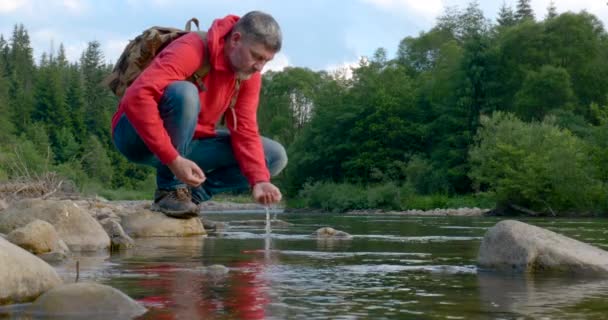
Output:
top-left (112, 81), bottom-right (288, 202)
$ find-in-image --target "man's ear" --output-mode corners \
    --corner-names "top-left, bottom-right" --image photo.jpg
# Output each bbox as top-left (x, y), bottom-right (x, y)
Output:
top-left (230, 31), bottom-right (242, 44)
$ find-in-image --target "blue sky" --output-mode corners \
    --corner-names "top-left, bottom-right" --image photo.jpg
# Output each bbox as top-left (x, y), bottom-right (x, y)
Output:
top-left (0, 0), bottom-right (606, 72)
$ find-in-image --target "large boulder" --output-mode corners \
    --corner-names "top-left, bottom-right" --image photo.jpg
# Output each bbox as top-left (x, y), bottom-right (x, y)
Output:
top-left (0, 237), bottom-right (62, 304)
top-left (6, 219), bottom-right (68, 255)
top-left (121, 210), bottom-right (206, 237)
top-left (478, 220), bottom-right (608, 274)
top-left (0, 199), bottom-right (110, 251)
top-left (28, 282), bottom-right (147, 319)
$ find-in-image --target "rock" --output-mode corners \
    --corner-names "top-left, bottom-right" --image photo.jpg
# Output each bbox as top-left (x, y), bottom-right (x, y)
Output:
top-left (6, 219), bottom-right (66, 254)
top-left (121, 209), bottom-right (206, 237)
top-left (37, 250), bottom-right (70, 263)
top-left (205, 264), bottom-right (230, 276)
top-left (0, 199), bottom-right (110, 251)
top-left (478, 220), bottom-right (608, 274)
top-left (312, 227), bottom-right (352, 239)
top-left (100, 219), bottom-right (135, 250)
top-left (0, 237), bottom-right (62, 305)
top-left (28, 282), bottom-right (146, 319)
top-left (0, 198), bottom-right (8, 211)
top-left (202, 220), bottom-right (228, 232)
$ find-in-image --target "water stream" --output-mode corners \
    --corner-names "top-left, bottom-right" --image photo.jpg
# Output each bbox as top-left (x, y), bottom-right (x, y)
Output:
top-left (3, 214), bottom-right (608, 319)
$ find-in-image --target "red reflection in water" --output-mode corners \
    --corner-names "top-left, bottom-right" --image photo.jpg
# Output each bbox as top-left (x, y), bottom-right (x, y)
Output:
top-left (134, 257), bottom-right (270, 319)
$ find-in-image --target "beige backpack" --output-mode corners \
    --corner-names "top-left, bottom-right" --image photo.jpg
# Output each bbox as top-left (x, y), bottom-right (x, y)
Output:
top-left (105, 18), bottom-right (211, 97)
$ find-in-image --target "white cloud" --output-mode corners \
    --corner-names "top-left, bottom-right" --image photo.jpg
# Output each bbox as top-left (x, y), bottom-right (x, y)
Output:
top-left (361, 0), bottom-right (444, 20)
top-left (323, 59), bottom-right (362, 80)
top-left (263, 52), bottom-right (289, 73)
top-left (0, 0), bottom-right (28, 13)
top-left (60, 0), bottom-right (87, 14)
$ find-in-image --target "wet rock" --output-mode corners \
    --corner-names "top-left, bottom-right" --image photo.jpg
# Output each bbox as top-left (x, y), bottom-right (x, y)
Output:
top-left (6, 219), bottom-right (67, 255)
top-left (0, 199), bottom-right (110, 251)
top-left (478, 220), bottom-right (608, 274)
top-left (205, 264), bottom-right (230, 276)
top-left (312, 227), bottom-right (352, 239)
top-left (0, 237), bottom-right (62, 305)
top-left (121, 209), bottom-right (206, 237)
top-left (28, 282), bottom-right (147, 319)
top-left (100, 219), bottom-right (135, 250)
top-left (202, 220), bottom-right (228, 232)
top-left (37, 250), bottom-right (70, 263)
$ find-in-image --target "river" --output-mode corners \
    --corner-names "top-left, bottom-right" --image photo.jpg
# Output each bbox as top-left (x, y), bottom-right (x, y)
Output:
top-left (6, 213), bottom-right (608, 319)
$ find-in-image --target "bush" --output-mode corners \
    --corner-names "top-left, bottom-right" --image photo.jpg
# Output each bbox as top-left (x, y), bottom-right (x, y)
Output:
top-left (469, 112), bottom-right (606, 214)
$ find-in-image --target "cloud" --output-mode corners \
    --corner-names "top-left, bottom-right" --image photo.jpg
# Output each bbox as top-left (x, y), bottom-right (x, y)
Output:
top-left (323, 59), bottom-right (362, 80)
top-left (264, 52), bottom-right (289, 73)
top-left (60, 0), bottom-right (87, 14)
top-left (0, 0), bottom-right (29, 13)
top-left (361, 0), bottom-right (444, 20)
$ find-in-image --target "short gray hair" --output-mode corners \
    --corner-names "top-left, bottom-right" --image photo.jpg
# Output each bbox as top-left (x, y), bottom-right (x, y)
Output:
top-left (233, 11), bottom-right (282, 52)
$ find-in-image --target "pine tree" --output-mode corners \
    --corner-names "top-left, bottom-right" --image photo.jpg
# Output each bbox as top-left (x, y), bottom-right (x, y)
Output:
top-left (497, 2), bottom-right (516, 27)
top-left (8, 24), bottom-right (36, 130)
top-left (66, 64), bottom-right (87, 144)
top-left (515, 0), bottom-right (535, 22)
top-left (546, 1), bottom-right (558, 20)
top-left (0, 45), bottom-right (14, 141)
top-left (80, 41), bottom-right (115, 141)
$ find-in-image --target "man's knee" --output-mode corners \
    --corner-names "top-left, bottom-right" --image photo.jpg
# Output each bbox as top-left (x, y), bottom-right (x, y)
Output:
top-left (263, 138), bottom-right (288, 176)
top-left (160, 81), bottom-right (200, 119)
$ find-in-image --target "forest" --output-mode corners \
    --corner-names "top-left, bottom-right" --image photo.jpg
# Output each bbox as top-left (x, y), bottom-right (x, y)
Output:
top-left (1, 0), bottom-right (607, 215)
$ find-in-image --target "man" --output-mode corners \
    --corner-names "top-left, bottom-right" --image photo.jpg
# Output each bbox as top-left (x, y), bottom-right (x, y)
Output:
top-left (111, 11), bottom-right (287, 218)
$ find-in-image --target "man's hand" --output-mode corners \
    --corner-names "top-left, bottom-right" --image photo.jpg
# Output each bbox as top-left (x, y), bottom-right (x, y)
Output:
top-left (252, 182), bottom-right (282, 205)
top-left (167, 156), bottom-right (206, 187)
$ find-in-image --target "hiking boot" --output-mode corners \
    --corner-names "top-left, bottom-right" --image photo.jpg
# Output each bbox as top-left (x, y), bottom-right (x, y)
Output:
top-left (151, 188), bottom-right (199, 219)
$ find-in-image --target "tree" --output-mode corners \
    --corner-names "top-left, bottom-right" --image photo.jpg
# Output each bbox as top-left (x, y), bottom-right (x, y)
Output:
top-left (497, 2), bottom-right (516, 27)
top-left (80, 41), bottom-right (116, 141)
top-left (515, 0), bottom-right (535, 22)
top-left (83, 135), bottom-right (113, 183)
top-left (546, 1), bottom-right (558, 20)
top-left (514, 65), bottom-right (575, 121)
top-left (259, 67), bottom-right (323, 146)
top-left (8, 24), bottom-right (35, 130)
top-left (469, 112), bottom-right (604, 214)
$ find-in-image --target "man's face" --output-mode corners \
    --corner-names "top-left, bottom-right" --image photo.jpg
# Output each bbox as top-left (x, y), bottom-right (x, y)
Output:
top-left (226, 32), bottom-right (275, 80)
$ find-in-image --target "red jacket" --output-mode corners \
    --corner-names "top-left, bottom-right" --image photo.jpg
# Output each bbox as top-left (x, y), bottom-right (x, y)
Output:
top-left (111, 15), bottom-right (270, 186)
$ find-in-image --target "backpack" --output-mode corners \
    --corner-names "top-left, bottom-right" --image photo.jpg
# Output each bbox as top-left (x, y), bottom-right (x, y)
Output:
top-left (105, 18), bottom-right (211, 97)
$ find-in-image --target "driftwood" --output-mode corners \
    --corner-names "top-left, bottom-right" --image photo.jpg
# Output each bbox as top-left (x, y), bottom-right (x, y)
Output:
top-left (508, 203), bottom-right (540, 216)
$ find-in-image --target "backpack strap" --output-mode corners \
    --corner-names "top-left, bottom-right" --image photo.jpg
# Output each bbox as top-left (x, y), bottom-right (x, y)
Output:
top-left (189, 31), bottom-right (211, 91)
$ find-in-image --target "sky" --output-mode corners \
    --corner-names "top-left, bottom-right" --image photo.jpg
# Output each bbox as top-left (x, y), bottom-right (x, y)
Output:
top-left (0, 0), bottom-right (607, 73)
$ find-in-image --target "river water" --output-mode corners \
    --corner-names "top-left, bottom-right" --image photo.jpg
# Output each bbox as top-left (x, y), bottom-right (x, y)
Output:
top-left (7, 214), bottom-right (608, 319)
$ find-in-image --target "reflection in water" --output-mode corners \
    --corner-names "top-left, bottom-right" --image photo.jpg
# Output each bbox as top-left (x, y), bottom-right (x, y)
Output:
top-left (478, 272), bottom-right (608, 318)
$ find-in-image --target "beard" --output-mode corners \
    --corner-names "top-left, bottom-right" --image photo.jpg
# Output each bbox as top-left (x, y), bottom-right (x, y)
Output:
top-left (236, 71), bottom-right (253, 80)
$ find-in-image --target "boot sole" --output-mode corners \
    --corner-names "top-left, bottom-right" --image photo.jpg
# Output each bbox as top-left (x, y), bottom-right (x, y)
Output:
top-left (150, 203), bottom-right (200, 219)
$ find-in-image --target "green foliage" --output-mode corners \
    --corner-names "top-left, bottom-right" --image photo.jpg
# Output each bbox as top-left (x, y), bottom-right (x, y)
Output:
top-left (514, 65), bottom-right (575, 121)
top-left (296, 181), bottom-right (400, 212)
top-left (82, 135), bottom-right (113, 183)
top-left (469, 112), bottom-right (606, 214)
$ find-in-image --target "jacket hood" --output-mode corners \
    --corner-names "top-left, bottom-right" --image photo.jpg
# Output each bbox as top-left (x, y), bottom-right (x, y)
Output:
top-left (206, 14), bottom-right (239, 72)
